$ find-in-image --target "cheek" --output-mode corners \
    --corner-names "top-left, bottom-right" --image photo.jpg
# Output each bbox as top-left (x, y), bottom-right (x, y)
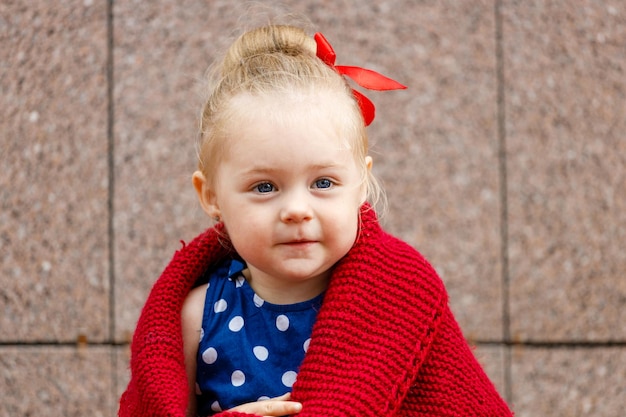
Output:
top-left (331, 207), bottom-right (360, 248)
top-left (222, 212), bottom-right (269, 251)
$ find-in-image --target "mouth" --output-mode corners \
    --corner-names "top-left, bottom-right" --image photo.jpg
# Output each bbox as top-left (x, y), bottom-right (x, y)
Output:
top-left (280, 239), bottom-right (317, 248)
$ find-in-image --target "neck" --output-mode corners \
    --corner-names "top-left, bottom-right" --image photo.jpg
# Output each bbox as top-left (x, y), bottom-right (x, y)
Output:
top-left (242, 268), bottom-right (329, 305)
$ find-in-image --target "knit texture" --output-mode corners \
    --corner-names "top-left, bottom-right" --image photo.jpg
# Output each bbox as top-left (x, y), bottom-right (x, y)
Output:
top-left (119, 205), bottom-right (513, 417)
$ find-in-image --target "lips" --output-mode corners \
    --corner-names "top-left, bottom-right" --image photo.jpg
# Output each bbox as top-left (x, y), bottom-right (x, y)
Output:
top-left (283, 240), bottom-right (315, 246)
top-left (279, 239), bottom-right (317, 248)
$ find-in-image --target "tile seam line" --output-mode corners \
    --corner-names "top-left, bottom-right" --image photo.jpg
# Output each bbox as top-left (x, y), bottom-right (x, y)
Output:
top-left (2, 341), bottom-right (626, 348)
top-left (474, 340), bottom-right (626, 348)
top-left (106, 0), bottom-right (118, 410)
top-left (494, 0), bottom-right (512, 404)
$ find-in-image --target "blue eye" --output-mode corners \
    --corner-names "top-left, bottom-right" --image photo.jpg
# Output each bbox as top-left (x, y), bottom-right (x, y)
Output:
top-left (314, 178), bottom-right (333, 189)
top-left (255, 183), bottom-right (275, 193)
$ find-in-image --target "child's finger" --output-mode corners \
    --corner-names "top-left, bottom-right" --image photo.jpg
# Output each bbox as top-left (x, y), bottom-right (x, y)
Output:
top-left (229, 396), bottom-right (302, 417)
top-left (260, 399), bottom-right (302, 416)
top-left (270, 392), bottom-right (291, 401)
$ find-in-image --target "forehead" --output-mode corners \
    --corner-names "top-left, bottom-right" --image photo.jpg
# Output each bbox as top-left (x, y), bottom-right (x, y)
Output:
top-left (225, 89), bottom-right (360, 145)
top-left (212, 95), bottom-right (364, 180)
top-left (225, 108), bottom-right (354, 165)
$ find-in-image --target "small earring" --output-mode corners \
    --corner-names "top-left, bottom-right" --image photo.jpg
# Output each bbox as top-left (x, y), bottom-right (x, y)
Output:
top-left (213, 215), bottom-right (221, 223)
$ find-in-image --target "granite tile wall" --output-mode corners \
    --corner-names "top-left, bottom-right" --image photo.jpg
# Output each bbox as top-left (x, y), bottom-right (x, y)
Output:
top-left (1, 1), bottom-right (624, 416)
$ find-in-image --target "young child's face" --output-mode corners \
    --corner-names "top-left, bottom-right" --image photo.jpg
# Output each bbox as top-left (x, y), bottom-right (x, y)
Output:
top-left (206, 92), bottom-right (367, 298)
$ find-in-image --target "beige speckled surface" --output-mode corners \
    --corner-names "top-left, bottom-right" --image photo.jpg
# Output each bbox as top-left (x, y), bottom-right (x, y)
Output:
top-left (504, 0), bottom-right (626, 342)
top-left (511, 347), bottom-right (626, 416)
top-left (111, 0), bottom-right (221, 342)
top-left (0, 1), bottom-right (110, 343)
top-left (0, 346), bottom-right (114, 416)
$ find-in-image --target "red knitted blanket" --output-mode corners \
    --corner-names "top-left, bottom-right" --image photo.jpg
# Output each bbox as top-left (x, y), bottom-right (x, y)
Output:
top-left (119, 206), bottom-right (513, 416)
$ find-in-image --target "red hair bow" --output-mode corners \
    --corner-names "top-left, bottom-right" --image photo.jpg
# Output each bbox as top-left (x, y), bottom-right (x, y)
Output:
top-left (314, 32), bottom-right (407, 126)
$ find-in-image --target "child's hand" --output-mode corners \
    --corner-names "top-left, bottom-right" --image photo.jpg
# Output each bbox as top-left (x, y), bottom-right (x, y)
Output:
top-left (228, 393), bottom-right (302, 416)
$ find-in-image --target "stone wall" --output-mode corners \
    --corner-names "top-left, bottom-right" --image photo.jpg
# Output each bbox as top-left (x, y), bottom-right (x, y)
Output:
top-left (1, 1), bottom-right (624, 415)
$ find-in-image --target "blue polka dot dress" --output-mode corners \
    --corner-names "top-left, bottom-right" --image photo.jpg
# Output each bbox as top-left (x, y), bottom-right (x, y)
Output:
top-left (195, 259), bottom-right (324, 416)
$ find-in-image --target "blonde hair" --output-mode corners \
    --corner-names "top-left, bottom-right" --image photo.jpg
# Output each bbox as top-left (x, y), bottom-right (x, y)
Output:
top-left (197, 24), bottom-right (383, 206)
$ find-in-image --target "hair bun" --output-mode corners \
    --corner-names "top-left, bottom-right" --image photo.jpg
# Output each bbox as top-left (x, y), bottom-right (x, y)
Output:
top-left (222, 25), bottom-right (316, 74)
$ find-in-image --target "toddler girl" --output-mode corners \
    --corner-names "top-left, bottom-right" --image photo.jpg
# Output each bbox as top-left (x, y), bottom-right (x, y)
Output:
top-left (120, 23), bottom-right (513, 417)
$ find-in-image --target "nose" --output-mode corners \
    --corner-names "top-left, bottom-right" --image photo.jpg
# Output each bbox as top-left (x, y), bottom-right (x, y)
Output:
top-left (279, 192), bottom-right (313, 223)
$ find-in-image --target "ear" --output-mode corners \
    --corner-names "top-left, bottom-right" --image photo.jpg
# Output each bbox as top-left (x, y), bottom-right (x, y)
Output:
top-left (192, 170), bottom-right (221, 220)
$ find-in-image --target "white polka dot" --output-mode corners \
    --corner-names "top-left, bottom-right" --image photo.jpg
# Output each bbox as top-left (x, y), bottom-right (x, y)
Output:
top-left (201, 347), bottom-right (218, 364)
top-left (253, 294), bottom-right (264, 307)
top-left (231, 370), bottom-right (245, 387)
top-left (229, 316), bottom-right (244, 332)
top-left (276, 314), bottom-right (289, 331)
top-left (214, 299), bottom-right (227, 313)
top-left (235, 276), bottom-right (245, 287)
top-left (282, 371), bottom-right (297, 387)
top-left (199, 328), bottom-right (205, 342)
top-left (253, 346), bottom-right (269, 361)
top-left (258, 396), bottom-right (270, 401)
top-left (303, 338), bottom-right (311, 352)
top-left (211, 401), bottom-right (222, 412)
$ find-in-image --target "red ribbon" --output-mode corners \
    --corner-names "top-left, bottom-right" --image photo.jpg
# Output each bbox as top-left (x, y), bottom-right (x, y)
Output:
top-left (314, 32), bottom-right (406, 126)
